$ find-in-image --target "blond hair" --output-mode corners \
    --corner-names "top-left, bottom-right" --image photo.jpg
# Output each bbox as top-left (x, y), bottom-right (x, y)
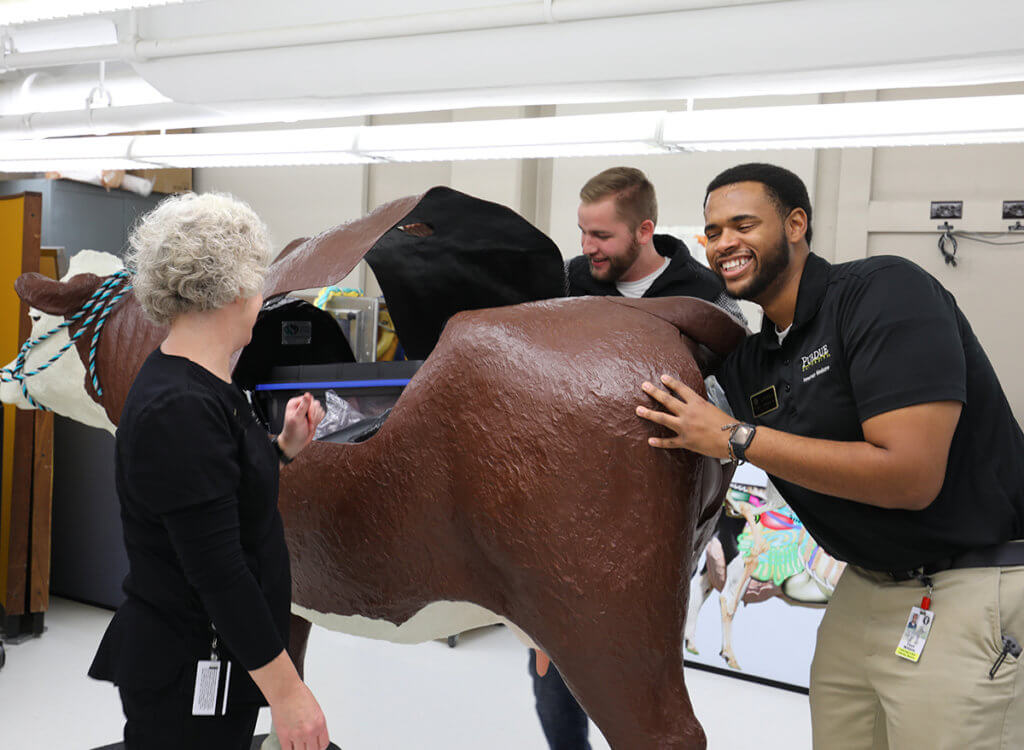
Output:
top-left (127, 192), bottom-right (272, 326)
top-left (579, 167), bottom-right (658, 231)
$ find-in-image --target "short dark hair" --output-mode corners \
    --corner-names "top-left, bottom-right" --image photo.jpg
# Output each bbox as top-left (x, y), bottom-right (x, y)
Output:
top-left (704, 163), bottom-right (813, 245)
top-left (580, 166), bottom-right (657, 231)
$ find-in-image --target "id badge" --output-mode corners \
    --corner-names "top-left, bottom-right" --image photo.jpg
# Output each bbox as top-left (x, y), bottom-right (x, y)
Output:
top-left (895, 606), bottom-right (935, 663)
top-left (192, 659), bottom-right (232, 716)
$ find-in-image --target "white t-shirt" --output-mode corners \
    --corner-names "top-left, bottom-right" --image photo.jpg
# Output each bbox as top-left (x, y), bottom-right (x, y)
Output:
top-left (615, 258), bottom-right (670, 298)
top-left (776, 323), bottom-right (793, 344)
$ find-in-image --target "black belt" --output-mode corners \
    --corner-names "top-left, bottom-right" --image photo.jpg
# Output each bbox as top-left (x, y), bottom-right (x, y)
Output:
top-left (888, 540), bottom-right (1024, 582)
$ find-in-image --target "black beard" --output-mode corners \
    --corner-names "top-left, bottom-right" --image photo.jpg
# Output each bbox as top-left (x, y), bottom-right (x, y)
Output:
top-left (725, 231), bottom-right (790, 302)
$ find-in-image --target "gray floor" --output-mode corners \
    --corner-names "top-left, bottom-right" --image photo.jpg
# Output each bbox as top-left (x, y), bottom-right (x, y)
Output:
top-left (0, 598), bottom-right (811, 749)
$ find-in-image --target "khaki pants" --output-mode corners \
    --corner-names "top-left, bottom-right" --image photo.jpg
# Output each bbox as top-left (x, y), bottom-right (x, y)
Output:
top-left (810, 564), bottom-right (1024, 750)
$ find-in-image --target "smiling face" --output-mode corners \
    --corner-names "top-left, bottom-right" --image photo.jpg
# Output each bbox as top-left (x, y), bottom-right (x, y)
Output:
top-left (577, 196), bottom-right (648, 283)
top-left (703, 181), bottom-right (803, 304)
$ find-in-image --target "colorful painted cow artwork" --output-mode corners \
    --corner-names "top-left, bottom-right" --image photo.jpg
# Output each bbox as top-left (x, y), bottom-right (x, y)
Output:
top-left (684, 484), bottom-right (846, 671)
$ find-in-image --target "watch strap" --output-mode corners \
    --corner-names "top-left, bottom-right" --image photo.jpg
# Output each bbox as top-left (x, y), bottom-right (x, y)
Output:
top-left (725, 422), bottom-right (756, 464)
top-left (271, 436), bottom-right (295, 465)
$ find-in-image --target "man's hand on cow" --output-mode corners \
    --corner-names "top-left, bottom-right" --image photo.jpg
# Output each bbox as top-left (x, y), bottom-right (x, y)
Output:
top-left (636, 374), bottom-right (733, 459)
top-left (279, 392), bottom-right (326, 458)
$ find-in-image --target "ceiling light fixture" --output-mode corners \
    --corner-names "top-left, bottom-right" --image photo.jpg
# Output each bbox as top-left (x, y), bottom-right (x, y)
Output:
top-left (659, 94), bottom-right (1024, 151)
top-left (4, 94), bottom-right (1024, 172)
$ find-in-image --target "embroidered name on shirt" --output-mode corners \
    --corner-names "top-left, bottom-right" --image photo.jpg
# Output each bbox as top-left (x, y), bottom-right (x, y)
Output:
top-left (801, 344), bottom-right (831, 372)
top-left (803, 364), bottom-right (831, 383)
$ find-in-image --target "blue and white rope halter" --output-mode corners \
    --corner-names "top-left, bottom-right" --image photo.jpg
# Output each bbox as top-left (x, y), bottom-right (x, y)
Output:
top-left (0, 270), bottom-right (133, 410)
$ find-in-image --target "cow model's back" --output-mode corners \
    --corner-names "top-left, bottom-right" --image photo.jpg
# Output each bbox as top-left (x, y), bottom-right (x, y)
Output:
top-left (1, 190), bottom-right (745, 749)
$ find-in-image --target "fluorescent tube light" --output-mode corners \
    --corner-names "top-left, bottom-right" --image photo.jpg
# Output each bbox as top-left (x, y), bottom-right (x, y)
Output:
top-left (5, 95), bottom-right (1024, 172)
top-left (355, 112), bottom-right (675, 161)
top-left (128, 128), bottom-right (379, 167)
top-left (0, 157), bottom-right (154, 171)
top-left (0, 134), bottom-right (154, 171)
top-left (661, 94), bottom-right (1024, 151)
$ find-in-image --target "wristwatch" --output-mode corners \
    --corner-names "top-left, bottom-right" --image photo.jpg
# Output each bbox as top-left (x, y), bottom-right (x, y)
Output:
top-left (727, 423), bottom-right (757, 464)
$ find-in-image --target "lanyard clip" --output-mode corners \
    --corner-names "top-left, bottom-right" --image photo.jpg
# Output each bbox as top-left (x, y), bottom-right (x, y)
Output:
top-left (210, 634), bottom-right (219, 662)
top-left (917, 573), bottom-right (933, 610)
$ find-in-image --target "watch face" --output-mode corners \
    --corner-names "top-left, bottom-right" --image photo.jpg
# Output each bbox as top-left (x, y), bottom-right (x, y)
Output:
top-left (733, 425), bottom-right (754, 445)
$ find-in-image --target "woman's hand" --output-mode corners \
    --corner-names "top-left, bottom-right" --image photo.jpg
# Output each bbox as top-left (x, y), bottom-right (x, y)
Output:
top-left (270, 679), bottom-right (330, 750)
top-left (278, 392), bottom-right (326, 459)
top-left (251, 650), bottom-right (330, 750)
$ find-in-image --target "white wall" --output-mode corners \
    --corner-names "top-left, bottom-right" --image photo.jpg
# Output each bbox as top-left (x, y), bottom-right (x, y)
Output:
top-left (194, 118), bottom-right (370, 290)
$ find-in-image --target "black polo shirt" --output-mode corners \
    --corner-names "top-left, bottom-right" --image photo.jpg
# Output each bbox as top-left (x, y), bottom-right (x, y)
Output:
top-left (717, 252), bottom-right (1024, 571)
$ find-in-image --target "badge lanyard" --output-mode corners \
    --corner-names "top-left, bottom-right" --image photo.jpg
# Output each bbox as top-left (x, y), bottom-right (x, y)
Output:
top-left (895, 574), bottom-right (934, 663)
top-left (193, 630), bottom-right (232, 716)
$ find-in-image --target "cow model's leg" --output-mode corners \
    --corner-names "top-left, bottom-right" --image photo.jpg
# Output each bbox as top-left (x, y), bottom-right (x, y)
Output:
top-left (539, 593), bottom-right (706, 750)
top-left (509, 486), bottom-right (709, 750)
top-left (498, 493), bottom-right (708, 746)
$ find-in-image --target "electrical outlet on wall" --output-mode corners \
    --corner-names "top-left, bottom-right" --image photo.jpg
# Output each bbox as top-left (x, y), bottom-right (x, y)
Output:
top-left (930, 201), bottom-right (963, 220)
top-left (1003, 201), bottom-right (1024, 220)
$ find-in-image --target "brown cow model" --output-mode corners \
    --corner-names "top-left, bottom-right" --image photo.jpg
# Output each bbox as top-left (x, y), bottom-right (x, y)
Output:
top-left (1, 190), bottom-right (745, 749)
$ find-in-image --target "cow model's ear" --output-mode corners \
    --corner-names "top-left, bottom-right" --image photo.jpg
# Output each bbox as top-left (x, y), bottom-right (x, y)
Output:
top-left (14, 272), bottom-right (101, 316)
top-left (276, 237), bottom-right (309, 264)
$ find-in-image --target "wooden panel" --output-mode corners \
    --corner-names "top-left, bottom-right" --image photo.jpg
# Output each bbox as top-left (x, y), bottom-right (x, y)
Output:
top-left (29, 411), bottom-right (53, 613)
top-left (28, 249), bottom-right (58, 614)
top-left (5, 409), bottom-right (34, 616)
top-left (0, 195), bottom-right (27, 612)
top-left (39, 248), bottom-right (59, 280)
top-left (0, 193), bottom-right (41, 618)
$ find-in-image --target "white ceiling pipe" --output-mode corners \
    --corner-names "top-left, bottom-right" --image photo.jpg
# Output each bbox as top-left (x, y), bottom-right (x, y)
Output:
top-left (9, 51), bottom-right (1024, 142)
top-left (0, 43), bottom-right (125, 71)
top-left (0, 0), bottom-right (785, 71)
top-left (0, 63), bottom-right (168, 114)
top-left (1, 101), bottom-right (225, 139)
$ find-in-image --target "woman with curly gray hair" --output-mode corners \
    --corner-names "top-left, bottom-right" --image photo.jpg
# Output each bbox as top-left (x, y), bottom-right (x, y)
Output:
top-left (89, 192), bottom-right (330, 750)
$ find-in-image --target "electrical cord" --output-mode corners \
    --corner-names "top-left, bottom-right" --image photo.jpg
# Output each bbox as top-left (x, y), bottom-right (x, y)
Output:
top-left (953, 231), bottom-right (1024, 246)
top-left (938, 226), bottom-right (958, 267)
top-left (938, 228), bottom-right (1024, 267)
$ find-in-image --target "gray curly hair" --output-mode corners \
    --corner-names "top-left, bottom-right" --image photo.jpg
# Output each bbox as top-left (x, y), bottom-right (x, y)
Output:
top-left (127, 192), bottom-right (272, 326)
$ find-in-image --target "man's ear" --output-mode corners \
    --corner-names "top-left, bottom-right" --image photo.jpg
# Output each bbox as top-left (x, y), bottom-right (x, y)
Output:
top-left (786, 208), bottom-right (808, 244)
top-left (636, 218), bottom-right (656, 245)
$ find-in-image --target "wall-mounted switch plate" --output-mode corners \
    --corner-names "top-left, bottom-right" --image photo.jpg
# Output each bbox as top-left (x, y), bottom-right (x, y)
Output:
top-left (930, 201), bottom-right (963, 220)
top-left (1003, 201), bottom-right (1024, 220)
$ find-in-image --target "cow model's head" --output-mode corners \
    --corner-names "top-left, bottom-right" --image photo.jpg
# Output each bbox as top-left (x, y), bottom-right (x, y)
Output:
top-left (0, 250), bottom-right (125, 433)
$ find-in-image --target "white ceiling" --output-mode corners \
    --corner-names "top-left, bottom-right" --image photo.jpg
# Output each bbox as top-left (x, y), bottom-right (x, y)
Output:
top-left (3, 0), bottom-right (1024, 139)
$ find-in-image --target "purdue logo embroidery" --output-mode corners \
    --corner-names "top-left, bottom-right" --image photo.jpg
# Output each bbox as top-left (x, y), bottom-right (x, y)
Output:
top-left (801, 344), bottom-right (831, 372)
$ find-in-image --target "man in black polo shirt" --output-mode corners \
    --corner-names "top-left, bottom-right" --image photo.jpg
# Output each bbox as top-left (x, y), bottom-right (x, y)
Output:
top-left (636, 162), bottom-right (1024, 748)
top-left (531, 166), bottom-right (741, 750)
